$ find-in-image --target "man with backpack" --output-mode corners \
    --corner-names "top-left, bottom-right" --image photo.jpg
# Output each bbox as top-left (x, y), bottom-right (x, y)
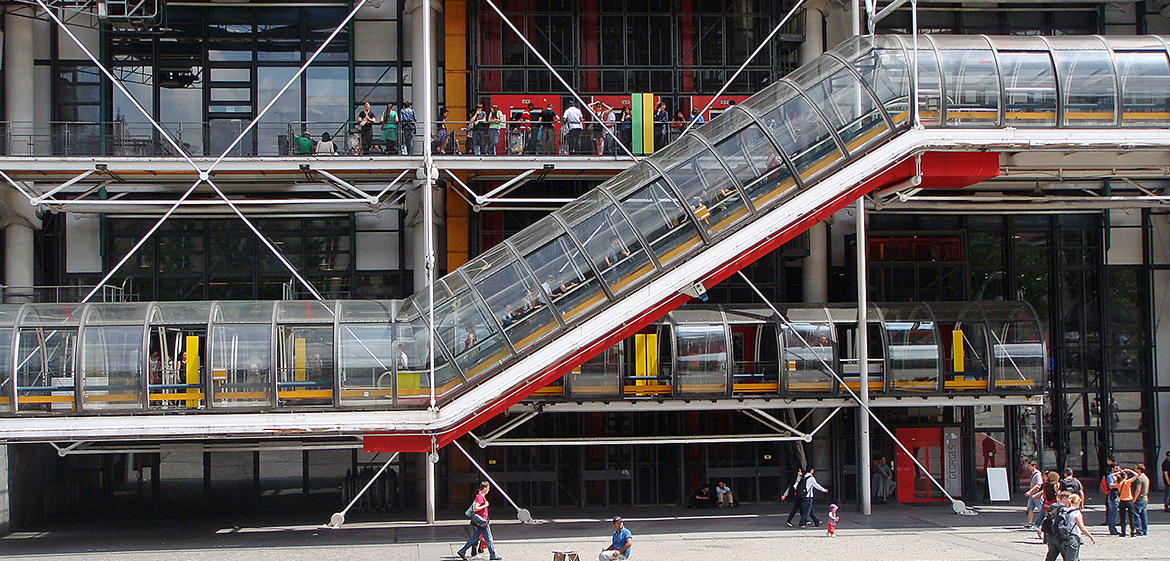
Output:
top-left (1060, 468), bottom-right (1083, 503)
top-left (1039, 491), bottom-right (1095, 561)
top-left (797, 466), bottom-right (829, 528)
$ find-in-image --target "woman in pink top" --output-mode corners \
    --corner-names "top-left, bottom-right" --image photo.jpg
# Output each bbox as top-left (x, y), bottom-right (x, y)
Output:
top-left (458, 482), bottom-right (502, 560)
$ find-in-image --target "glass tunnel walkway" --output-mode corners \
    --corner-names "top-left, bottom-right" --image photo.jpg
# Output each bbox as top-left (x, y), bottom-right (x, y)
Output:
top-left (4, 34), bottom-right (1170, 443)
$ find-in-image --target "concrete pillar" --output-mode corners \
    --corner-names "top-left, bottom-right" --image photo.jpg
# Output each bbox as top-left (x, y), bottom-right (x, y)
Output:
top-left (800, 3), bottom-right (824, 67)
top-left (3, 187), bottom-right (37, 303)
top-left (407, 179), bottom-right (446, 295)
top-left (5, 8), bottom-right (35, 156)
top-left (799, 3), bottom-right (834, 484)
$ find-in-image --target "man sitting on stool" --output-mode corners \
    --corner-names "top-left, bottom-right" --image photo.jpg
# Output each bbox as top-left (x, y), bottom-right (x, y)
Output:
top-left (600, 516), bottom-right (632, 561)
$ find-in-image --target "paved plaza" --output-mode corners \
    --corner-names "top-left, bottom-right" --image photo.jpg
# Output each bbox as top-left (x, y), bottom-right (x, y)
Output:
top-left (0, 500), bottom-right (1166, 561)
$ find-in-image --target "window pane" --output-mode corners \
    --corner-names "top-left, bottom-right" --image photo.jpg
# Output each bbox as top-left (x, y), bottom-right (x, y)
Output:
top-left (715, 124), bottom-right (796, 211)
top-left (209, 324), bottom-right (271, 408)
top-left (665, 137), bottom-right (750, 236)
top-left (938, 48), bottom-right (1000, 126)
top-left (81, 326), bottom-right (145, 411)
top-left (1053, 47), bottom-right (1116, 127)
top-left (1115, 51), bottom-right (1170, 127)
top-left (561, 192), bottom-right (656, 296)
top-left (999, 51), bottom-right (1057, 127)
top-left (760, 87), bottom-right (844, 181)
top-left (338, 324), bottom-right (395, 407)
top-left (614, 179), bottom-right (703, 267)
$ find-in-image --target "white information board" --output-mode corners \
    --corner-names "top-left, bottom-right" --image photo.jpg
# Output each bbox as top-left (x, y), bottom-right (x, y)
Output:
top-left (987, 467), bottom-right (1011, 502)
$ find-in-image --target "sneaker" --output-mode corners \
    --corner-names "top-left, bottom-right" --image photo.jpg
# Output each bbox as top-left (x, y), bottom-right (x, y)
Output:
top-left (458, 551), bottom-right (468, 561)
top-left (490, 557), bottom-right (503, 560)
top-left (815, 521), bottom-right (822, 527)
top-left (786, 522), bottom-right (793, 527)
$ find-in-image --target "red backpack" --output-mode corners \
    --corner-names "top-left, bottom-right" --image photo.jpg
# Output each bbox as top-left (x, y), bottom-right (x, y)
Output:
top-left (1099, 475), bottom-right (1110, 495)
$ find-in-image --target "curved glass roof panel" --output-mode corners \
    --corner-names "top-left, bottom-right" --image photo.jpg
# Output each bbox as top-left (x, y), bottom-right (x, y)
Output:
top-left (697, 105), bottom-right (756, 146)
top-left (1050, 39), bottom-right (1117, 127)
top-left (148, 302), bottom-right (213, 324)
top-left (19, 304), bottom-right (82, 326)
top-left (276, 301), bottom-right (337, 323)
top-left (337, 300), bottom-right (396, 323)
top-left (0, 305), bottom-right (23, 327)
top-left (83, 302), bottom-right (150, 325)
top-left (213, 301), bottom-right (275, 323)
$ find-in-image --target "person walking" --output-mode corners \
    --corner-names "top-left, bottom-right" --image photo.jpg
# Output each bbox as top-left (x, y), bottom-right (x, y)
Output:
top-left (599, 516), bottom-right (632, 561)
top-left (1041, 491), bottom-right (1096, 561)
top-left (1024, 461), bottom-right (1044, 530)
top-left (1060, 468), bottom-right (1083, 503)
top-left (1132, 464), bottom-right (1148, 536)
top-left (781, 467), bottom-right (804, 527)
top-left (798, 466), bottom-right (828, 528)
top-left (1161, 451), bottom-right (1170, 512)
top-left (397, 101), bottom-right (416, 155)
top-left (457, 482), bottom-right (502, 561)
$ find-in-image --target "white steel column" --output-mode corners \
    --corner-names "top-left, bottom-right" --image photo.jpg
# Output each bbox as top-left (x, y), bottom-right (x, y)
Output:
top-left (425, 449), bottom-right (437, 525)
top-left (856, 199), bottom-right (872, 515)
top-left (5, 7), bottom-right (34, 156)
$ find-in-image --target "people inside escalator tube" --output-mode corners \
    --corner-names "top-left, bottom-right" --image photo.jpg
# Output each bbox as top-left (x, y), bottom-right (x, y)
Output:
top-left (501, 304), bottom-right (518, 327)
top-left (396, 343), bottom-right (409, 370)
top-left (463, 325), bottom-right (478, 353)
top-left (605, 238), bottom-right (629, 268)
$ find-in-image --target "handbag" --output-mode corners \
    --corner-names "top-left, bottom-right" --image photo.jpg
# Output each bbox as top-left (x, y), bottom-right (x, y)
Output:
top-left (471, 513), bottom-right (489, 528)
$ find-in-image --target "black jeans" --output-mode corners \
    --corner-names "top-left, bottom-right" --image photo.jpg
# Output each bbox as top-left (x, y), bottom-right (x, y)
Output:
top-left (1118, 499), bottom-right (1134, 535)
top-left (785, 499), bottom-right (801, 523)
top-left (799, 497), bottom-right (820, 527)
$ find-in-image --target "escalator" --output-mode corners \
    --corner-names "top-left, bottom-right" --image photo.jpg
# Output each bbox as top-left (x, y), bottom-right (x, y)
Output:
top-left (368, 34), bottom-right (1170, 451)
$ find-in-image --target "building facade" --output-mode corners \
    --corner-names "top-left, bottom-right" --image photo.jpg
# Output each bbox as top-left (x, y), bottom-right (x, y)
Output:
top-left (0, 0), bottom-right (1168, 531)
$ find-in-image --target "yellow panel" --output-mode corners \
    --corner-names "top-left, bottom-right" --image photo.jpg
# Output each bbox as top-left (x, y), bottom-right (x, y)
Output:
top-left (185, 336), bottom-right (200, 408)
top-left (952, 329), bottom-right (964, 373)
top-left (294, 337), bottom-right (307, 382)
top-left (399, 371), bottom-right (421, 390)
top-left (646, 333), bottom-right (658, 378)
top-left (642, 94), bottom-right (655, 153)
top-left (634, 334), bottom-right (647, 384)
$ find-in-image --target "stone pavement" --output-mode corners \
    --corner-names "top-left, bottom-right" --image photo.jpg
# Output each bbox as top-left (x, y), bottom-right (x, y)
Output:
top-left (0, 501), bottom-right (1166, 561)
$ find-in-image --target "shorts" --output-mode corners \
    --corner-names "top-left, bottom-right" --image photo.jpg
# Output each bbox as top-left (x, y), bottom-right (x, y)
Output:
top-left (1027, 497), bottom-right (1044, 513)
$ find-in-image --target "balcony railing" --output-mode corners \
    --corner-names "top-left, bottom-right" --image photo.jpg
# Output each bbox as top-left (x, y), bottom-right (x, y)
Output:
top-left (0, 119), bottom-right (692, 158)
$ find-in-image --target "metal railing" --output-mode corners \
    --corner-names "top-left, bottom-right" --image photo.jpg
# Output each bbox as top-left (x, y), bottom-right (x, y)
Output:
top-left (0, 119), bottom-right (694, 158)
top-left (1, 284), bottom-right (133, 303)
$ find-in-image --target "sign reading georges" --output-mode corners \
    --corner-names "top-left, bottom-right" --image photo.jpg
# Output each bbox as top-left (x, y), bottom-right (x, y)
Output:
top-left (944, 427), bottom-right (962, 497)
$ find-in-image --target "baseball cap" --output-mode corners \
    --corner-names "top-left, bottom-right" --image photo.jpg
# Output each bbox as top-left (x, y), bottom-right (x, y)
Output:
top-left (610, 516), bottom-right (622, 523)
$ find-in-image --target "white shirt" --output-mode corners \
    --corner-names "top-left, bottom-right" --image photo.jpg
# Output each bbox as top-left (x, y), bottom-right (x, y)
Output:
top-left (564, 106), bottom-right (583, 129)
top-left (1068, 509), bottom-right (1083, 536)
top-left (803, 473), bottom-right (827, 498)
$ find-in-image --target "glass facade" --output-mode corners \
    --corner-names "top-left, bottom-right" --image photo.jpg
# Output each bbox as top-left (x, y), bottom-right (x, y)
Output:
top-left (472, 0), bottom-right (803, 110)
top-left (869, 214), bottom-right (1156, 480)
